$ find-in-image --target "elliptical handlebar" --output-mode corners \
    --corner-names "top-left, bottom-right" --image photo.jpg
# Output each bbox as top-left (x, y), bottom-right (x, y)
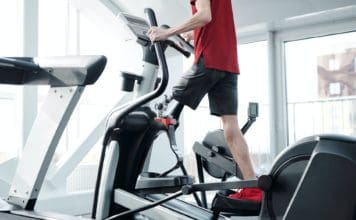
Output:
top-left (103, 8), bottom-right (170, 146)
top-left (94, 9), bottom-right (172, 218)
top-left (160, 24), bottom-right (194, 57)
top-left (144, 8), bottom-right (169, 99)
top-left (165, 40), bottom-right (191, 58)
top-left (144, 8), bottom-right (158, 27)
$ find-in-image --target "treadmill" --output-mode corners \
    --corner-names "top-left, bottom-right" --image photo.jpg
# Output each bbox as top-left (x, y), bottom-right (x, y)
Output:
top-left (0, 55), bottom-right (106, 220)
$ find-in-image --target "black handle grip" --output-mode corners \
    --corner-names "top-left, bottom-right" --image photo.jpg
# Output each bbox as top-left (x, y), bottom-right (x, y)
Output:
top-left (144, 8), bottom-right (158, 27)
top-left (144, 7), bottom-right (169, 100)
top-left (258, 175), bottom-right (273, 191)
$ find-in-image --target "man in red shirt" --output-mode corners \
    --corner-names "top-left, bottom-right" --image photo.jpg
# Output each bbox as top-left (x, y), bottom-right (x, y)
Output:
top-left (147, 0), bottom-right (262, 201)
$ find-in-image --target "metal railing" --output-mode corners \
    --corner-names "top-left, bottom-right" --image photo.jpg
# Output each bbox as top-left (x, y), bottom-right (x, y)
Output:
top-left (288, 96), bottom-right (356, 143)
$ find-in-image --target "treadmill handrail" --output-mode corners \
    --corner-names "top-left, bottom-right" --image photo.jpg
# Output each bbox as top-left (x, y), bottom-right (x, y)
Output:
top-left (0, 57), bottom-right (40, 71)
top-left (0, 55), bottom-right (107, 86)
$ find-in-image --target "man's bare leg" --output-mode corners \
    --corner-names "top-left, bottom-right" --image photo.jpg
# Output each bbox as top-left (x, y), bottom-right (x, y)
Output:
top-left (221, 115), bottom-right (256, 180)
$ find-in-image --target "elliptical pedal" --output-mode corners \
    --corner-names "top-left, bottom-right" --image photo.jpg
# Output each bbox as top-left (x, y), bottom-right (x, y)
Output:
top-left (135, 172), bottom-right (194, 194)
top-left (135, 113), bottom-right (195, 194)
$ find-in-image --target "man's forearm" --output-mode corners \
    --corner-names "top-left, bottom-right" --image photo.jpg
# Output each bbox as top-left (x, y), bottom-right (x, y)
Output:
top-left (167, 0), bottom-right (211, 37)
top-left (167, 11), bottom-right (211, 37)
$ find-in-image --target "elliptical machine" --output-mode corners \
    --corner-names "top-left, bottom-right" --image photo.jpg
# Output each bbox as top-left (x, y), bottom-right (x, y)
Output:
top-left (93, 8), bottom-right (356, 220)
top-left (92, 8), bottom-right (212, 220)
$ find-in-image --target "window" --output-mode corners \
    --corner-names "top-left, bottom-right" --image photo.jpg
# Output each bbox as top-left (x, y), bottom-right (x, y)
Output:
top-left (237, 41), bottom-right (271, 174)
top-left (38, 0), bottom-right (69, 56)
top-left (183, 41), bottom-right (271, 179)
top-left (0, 0), bottom-right (23, 162)
top-left (0, 1), bottom-right (21, 56)
top-left (37, 0), bottom-right (76, 161)
top-left (37, 0), bottom-right (125, 162)
top-left (285, 31), bottom-right (356, 143)
top-left (36, 0), bottom-right (141, 192)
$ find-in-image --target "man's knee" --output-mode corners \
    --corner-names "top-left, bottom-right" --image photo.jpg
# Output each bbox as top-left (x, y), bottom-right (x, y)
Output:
top-left (222, 114), bottom-right (239, 130)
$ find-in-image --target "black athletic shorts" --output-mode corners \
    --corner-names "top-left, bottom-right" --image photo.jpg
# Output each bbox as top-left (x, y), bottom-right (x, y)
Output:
top-left (172, 57), bottom-right (238, 116)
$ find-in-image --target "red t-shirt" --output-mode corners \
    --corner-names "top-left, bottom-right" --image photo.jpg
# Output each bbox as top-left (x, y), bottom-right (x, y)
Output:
top-left (191, 0), bottom-right (239, 74)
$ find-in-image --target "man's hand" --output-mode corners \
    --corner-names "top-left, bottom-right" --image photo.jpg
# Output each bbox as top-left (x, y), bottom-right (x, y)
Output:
top-left (182, 31), bottom-right (194, 42)
top-left (147, 27), bottom-right (171, 42)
